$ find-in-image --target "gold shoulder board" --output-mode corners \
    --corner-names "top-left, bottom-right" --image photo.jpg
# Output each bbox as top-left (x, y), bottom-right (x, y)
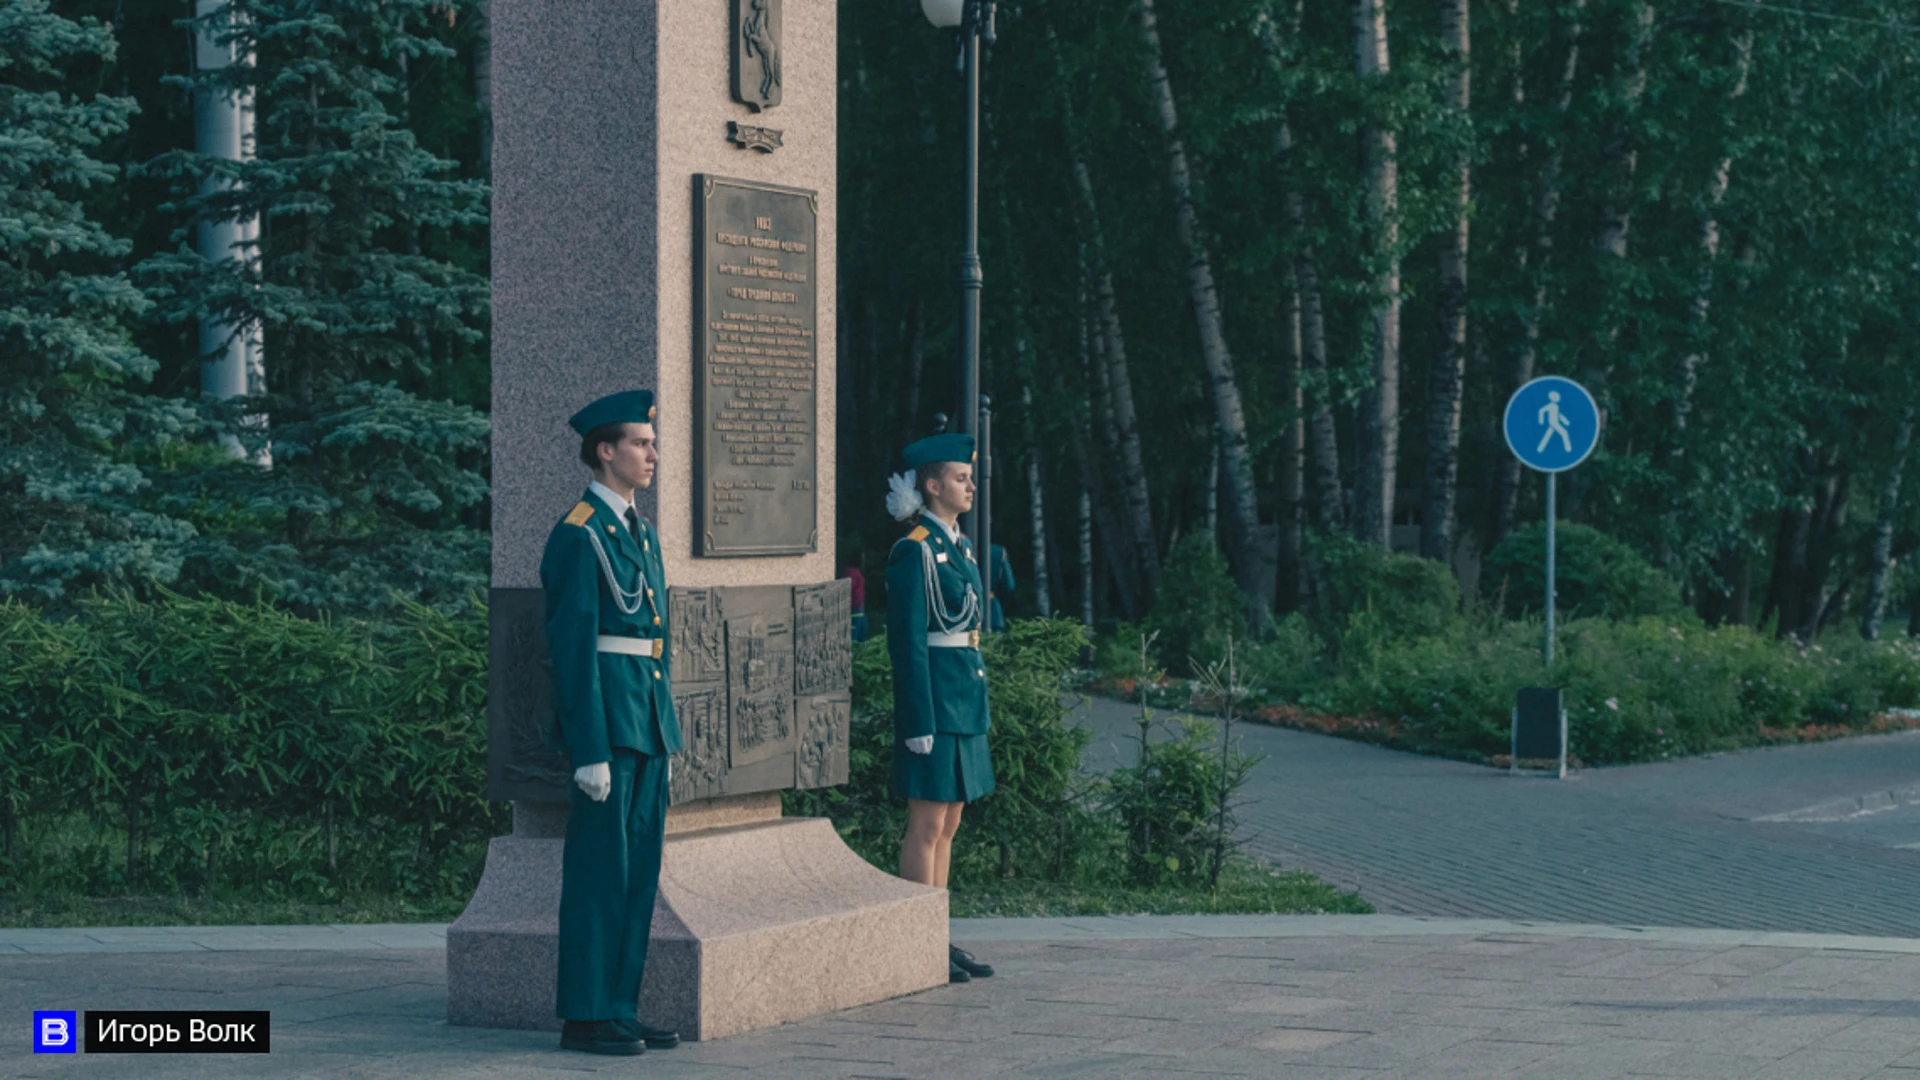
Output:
top-left (907, 525), bottom-right (930, 542)
top-left (564, 502), bottom-right (594, 527)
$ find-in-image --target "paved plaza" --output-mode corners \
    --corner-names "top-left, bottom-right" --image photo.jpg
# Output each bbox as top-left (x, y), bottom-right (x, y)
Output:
top-left (1076, 696), bottom-right (1920, 935)
top-left (12, 917), bottom-right (1920, 1078)
top-left (13, 707), bottom-right (1920, 1077)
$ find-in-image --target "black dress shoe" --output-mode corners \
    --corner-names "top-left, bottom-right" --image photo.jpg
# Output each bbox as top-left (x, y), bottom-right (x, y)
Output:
top-left (560, 1020), bottom-right (642, 1056)
top-left (949, 957), bottom-right (972, 983)
top-left (950, 945), bottom-right (994, 979)
top-left (614, 1019), bottom-right (680, 1048)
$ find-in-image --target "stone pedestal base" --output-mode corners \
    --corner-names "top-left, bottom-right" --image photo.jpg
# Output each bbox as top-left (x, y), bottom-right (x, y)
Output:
top-left (446, 804), bottom-right (947, 1040)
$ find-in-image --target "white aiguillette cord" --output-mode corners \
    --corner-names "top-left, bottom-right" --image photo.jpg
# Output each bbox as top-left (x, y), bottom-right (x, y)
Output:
top-left (583, 526), bottom-right (651, 617)
top-left (918, 534), bottom-right (979, 635)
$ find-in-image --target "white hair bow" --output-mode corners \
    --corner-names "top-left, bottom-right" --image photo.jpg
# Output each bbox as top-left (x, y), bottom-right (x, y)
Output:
top-left (885, 470), bottom-right (925, 522)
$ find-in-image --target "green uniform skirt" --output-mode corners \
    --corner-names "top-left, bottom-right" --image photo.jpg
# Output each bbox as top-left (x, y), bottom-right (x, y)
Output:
top-left (890, 732), bottom-right (995, 804)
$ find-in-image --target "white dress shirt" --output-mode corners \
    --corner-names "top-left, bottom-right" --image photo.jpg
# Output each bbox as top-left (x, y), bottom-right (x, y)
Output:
top-left (589, 480), bottom-right (638, 535)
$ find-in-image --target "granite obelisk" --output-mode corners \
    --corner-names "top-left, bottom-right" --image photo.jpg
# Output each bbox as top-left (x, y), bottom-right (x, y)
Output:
top-left (447, 0), bottom-right (948, 1040)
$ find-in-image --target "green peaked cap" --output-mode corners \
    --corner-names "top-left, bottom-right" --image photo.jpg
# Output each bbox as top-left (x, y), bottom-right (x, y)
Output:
top-left (568, 390), bottom-right (656, 436)
top-left (903, 433), bottom-right (975, 468)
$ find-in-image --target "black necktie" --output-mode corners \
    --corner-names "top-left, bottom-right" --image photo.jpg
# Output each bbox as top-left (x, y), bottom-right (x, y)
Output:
top-left (625, 506), bottom-right (640, 539)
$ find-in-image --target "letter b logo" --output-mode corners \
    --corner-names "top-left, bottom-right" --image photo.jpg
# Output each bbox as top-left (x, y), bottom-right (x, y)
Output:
top-left (34, 1011), bottom-right (77, 1053)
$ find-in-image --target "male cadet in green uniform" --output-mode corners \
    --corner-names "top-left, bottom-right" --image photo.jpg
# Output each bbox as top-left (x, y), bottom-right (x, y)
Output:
top-left (541, 390), bottom-right (684, 1056)
top-left (884, 434), bottom-right (997, 984)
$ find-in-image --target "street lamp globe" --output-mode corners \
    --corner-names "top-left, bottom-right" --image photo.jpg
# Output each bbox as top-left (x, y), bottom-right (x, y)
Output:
top-left (920, 0), bottom-right (964, 29)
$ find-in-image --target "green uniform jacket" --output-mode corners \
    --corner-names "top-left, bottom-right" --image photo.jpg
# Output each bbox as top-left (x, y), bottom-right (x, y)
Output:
top-left (886, 518), bottom-right (991, 740)
top-left (540, 489), bottom-right (683, 765)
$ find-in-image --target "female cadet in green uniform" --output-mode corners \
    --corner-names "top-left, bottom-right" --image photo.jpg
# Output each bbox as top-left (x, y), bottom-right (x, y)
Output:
top-left (884, 433), bottom-right (996, 984)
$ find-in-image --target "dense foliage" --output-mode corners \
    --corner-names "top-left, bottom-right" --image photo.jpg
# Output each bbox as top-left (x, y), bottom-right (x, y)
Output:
top-left (10, 0), bottom-right (1920, 917)
top-left (790, 617), bottom-right (1355, 909)
top-left (0, 593), bottom-right (502, 906)
top-left (787, 621), bottom-right (1109, 886)
top-left (838, 0), bottom-right (1920, 647)
top-left (2, 0), bottom-right (489, 615)
top-left (1105, 533), bottom-right (1920, 765)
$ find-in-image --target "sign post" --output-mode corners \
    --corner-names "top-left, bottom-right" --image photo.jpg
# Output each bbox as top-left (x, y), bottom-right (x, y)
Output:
top-left (1502, 376), bottom-right (1600, 666)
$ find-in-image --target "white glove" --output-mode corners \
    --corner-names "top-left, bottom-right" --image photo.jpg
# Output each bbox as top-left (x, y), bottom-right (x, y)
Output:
top-left (574, 762), bottom-right (611, 802)
top-left (905, 735), bottom-right (933, 755)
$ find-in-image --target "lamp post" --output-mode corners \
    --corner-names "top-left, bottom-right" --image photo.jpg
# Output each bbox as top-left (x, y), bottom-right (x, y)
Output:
top-left (920, 0), bottom-right (995, 558)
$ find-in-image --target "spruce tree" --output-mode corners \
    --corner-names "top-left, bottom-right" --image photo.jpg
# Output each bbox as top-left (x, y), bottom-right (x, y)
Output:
top-left (0, 1), bottom-right (199, 601)
top-left (136, 0), bottom-right (492, 615)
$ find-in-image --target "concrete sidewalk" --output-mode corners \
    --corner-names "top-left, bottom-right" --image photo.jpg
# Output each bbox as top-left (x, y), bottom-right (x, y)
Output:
top-left (12, 915), bottom-right (1920, 1079)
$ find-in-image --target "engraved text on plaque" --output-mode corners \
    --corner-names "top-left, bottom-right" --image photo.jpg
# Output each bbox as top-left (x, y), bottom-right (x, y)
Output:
top-left (693, 175), bottom-right (819, 556)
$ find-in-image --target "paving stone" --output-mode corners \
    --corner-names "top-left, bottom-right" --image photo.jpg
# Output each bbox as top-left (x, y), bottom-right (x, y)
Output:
top-left (1748, 1047), bottom-right (1894, 1080)
top-left (12, 928), bottom-right (1920, 1077)
top-left (1074, 697), bottom-right (1920, 935)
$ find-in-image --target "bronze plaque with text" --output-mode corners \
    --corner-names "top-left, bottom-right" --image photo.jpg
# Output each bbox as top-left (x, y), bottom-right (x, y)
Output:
top-left (693, 174), bottom-right (819, 556)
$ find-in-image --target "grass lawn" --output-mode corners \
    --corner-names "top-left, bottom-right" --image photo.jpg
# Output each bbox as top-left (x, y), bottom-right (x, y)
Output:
top-left (950, 858), bottom-right (1371, 918)
top-left (0, 894), bottom-right (470, 929)
top-left (2, 858), bottom-right (1368, 928)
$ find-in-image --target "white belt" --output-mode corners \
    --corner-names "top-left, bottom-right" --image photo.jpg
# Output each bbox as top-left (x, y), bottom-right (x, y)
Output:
top-left (928, 630), bottom-right (980, 649)
top-left (598, 635), bottom-right (663, 659)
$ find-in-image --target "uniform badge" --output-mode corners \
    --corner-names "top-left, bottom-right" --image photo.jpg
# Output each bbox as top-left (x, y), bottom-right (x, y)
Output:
top-left (935, 551), bottom-right (948, 563)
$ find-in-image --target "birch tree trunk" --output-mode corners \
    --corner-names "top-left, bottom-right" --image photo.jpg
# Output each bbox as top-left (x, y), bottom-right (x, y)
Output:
top-left (1280, 289), bottom-right (1305, 608)
top-left (1079, 489), bottom-right (1096, 627)
top-left (1074, 160), bottom-right (1162, 598)
top-left (1672, 31), bottom-right (1754, 441)
top-left (1256, 2), bottom-right (1324, 589)
top-left (1804, 473), bottom-right (1852, 640)
top-left (1082, 295), bottom-right (1145, 618)
top-left (1137, 0), bottom-right (1266, 617)
top-left (1207, 431), bottom-right (1221, 542)
top-left (1421, 0), bottom-right (1471, 562)
top-left (1023, 387), bottom-right (1054, 618)
top-left (1862, 406), bottom-right (1915, 641)
top-left (1492, 0), bottom-right (1584, 545)
top-left (1590, 0), bottom-right (1655, 376)
top-left (1351, 0), bottom-right (1402, 548)
top-left (193, 0), bottom-right (265, 462)
top-left (1049, 26), bottom-right (1162, 600)
top-left (1597, 2), bottom-right (1654, 261)
top-left (1300, 243), bottom-right (1341, 529)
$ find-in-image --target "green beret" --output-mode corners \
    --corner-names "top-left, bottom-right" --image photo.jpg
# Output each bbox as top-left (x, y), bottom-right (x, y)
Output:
top-left (903, 433), bottom-right (975, 469)
top-left (568, 390), bottom-right (657, 436)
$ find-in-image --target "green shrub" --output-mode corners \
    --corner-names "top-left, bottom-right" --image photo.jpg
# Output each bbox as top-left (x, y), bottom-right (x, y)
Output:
top-left (1307, 533), bottom-right (1461, 665)
top-left (1145, 534), bottom-right (1244, 673)
top-left (1485, 522), bottom-right (1685, 621)
top-left (1094, 621), bottom-right (1164, 687)
top-left (1237, 612), bottom-right (1329, 704)
top-left (1328, 618), bottom-right (1542, 759)
top-left (0, 592), bottom-right (502, 903)
top-left (787, 619), bottom-right (1110, 888)
top-left (968, 620), bottom-right (1106, 882)
top-left (1105, 714), bottom-right (1258, 887)
top-left (1313, 614), bottom-right (1920, 766)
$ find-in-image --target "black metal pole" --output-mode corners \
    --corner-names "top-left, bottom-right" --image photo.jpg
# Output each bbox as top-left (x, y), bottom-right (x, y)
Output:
top-left (978, 394), bottom-right (993, 634)
top-left (957, 0), bottom-right (984, 548)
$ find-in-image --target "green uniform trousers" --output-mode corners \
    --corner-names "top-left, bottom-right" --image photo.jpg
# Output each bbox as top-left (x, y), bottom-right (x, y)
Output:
top-left (556, 748), bottom-right (668, 1021)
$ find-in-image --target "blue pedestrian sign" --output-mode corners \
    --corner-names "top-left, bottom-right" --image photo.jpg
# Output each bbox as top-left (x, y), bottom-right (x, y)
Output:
top-left (1504, 376), bottom-right (1599, 473)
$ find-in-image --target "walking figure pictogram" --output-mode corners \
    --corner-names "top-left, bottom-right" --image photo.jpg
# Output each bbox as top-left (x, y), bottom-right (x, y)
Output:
top-left (1537, 391), bottom-right (1573, 454)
